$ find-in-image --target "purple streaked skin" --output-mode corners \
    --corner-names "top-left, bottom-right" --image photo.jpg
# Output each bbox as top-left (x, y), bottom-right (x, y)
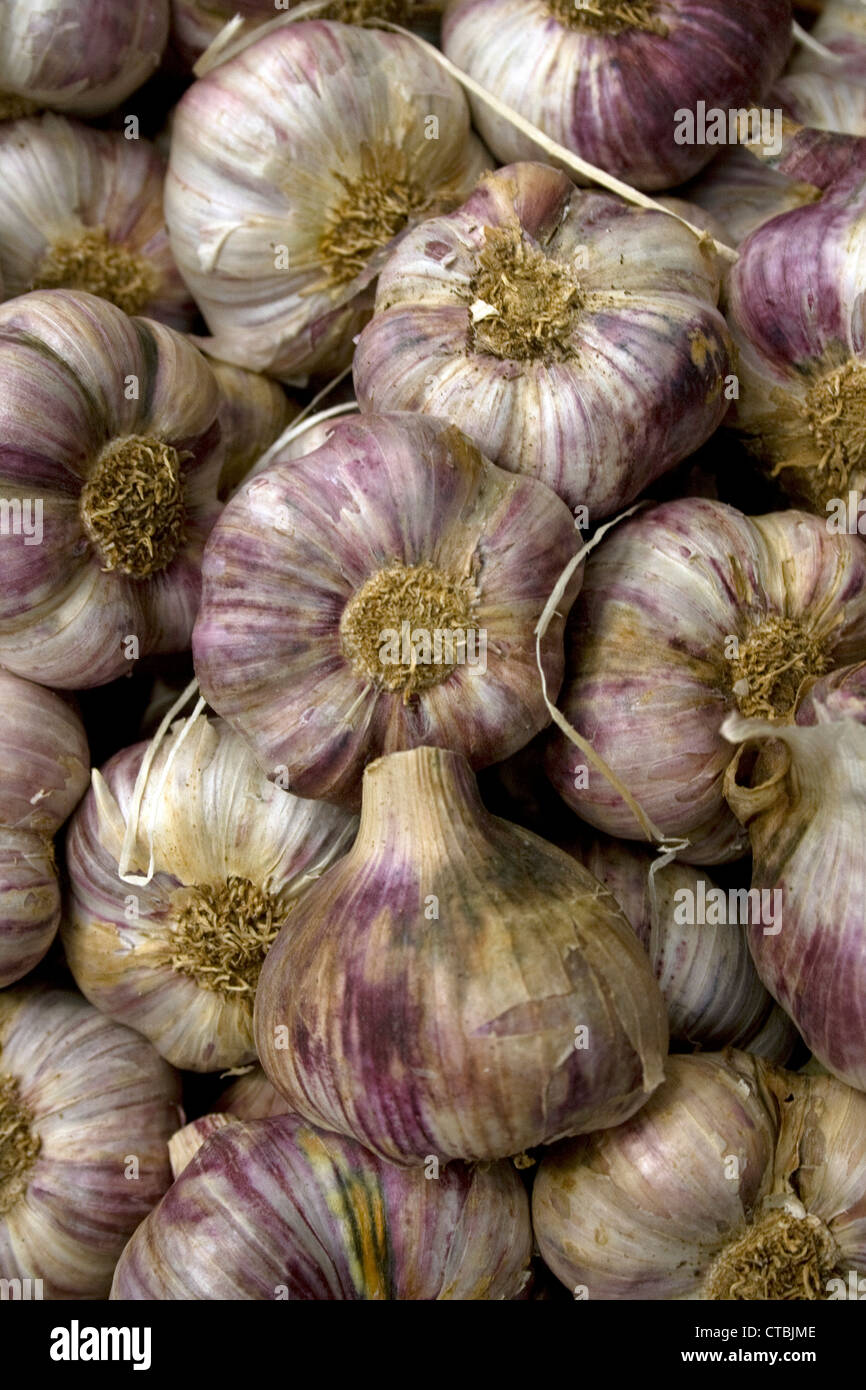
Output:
top-left (441, 0), bottom-right (793, 191)
top-left (545, 498), bottom-right (866, 864)
top-left (111, 1113), bottom-right (534, 1300)
top-left (354, 162), bottom-right (733, 519)
top-left (0, 289), bottom-right (223, 689)
top-left (193, 411), bottom-right (582, 809)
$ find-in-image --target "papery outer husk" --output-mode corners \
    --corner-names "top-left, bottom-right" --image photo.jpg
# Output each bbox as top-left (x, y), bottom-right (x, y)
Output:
top-left (254, 745), bottom-right (669, 1165)
top-left (353, 162), bottom-right (732, 520)
top-left (193, 412), bottom-right (582, 810)
top-left (208, 358), bottom-right (298, 499)
top-left (0, 115), bottom-right (195, 329)
top-left (0, 669), bottom-right (89, 986)
top-left (723, 663), bottom-right (866, 1091)
top-left (63, 713), bottom-right (357, 1071)
top-left (0, 0), bottom-right (168, 117)
top-left (723, 174), bottom-right (866, 513)
top-left (165, 21), bottom-right (489, 382)
top-left (169, 0), bottom-right (279, 68)
top-left (0, 985), bottom-right (181, 1300)
top-left (0, 289), bottom-right (224, 689)
top-left (545, 499), bottom-right (866, 864)
top-left (216, 1066), bottom-right (290, 1120)
top-left (533, 1050), bottom-right (866, 1299)
top-left (573, 835), bottom-right (773, 1050)
top-left (111, 1112), bottom-right (534, 1299)
top-left (441, 0), bottom-right (792, 192)
top-left (773, 73), bottom-right (866, 135)
top-left (168, 1113), bottom-right (235, 1177)
top-left (682, 145), bottom-right (822, 247)
top-left (789, 0), bottom-right (866, 81)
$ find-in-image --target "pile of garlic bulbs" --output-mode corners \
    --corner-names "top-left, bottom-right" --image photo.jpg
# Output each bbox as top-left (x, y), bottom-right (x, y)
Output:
top-left (1, 0), bottom-right (866, 1312)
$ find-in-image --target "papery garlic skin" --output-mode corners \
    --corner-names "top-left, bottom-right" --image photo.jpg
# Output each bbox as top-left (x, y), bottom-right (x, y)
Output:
top-left (354, 163), bottom-right (732, 518)
top-left (545, 500), bottom-right (866, 863)
top-left (723, 663), bottom-right (866, 1091)
top-left (723, 179), bottom-right (866, 516)
top-left (573, 836), bottom-right (774, 1052)
top-left (0, 669), bottom-right (89, 987)
top-left (0, 1), bottom-right (168, 118)
top-left (533, 1052), bottom-right (866, 1300)
top-left (193, 413), bottom-right (581, 809)
top-left (165, 21), bottom-right (488, 382)
top-left (442, 0), bottom-right (792, 191)
top-left (789, 0), bottom-right (866, 82)
top-left (208, 359), bottom-right (297, 500)
top-left (0, 986), bottom-right (181, 1299)
top-left (0, 115), bottom-right (194, 328)
top-left (63, 713), bottom-right (356, 1071)
top-left (773, 73), bottom-right (866, 136)
top-left (683, 146), bottom-right (821, 248)
top-left (112, 1112), bottom-right (533, 1299)
top-left (216, 1066), bottom-right (290, 1121)
top-left (0, 289), bottom-right (223, 689)
top-left (255, 746), bottom-right (668, 1166)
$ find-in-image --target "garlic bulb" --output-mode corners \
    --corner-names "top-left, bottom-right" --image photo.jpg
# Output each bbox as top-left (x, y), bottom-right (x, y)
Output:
top-left (0, 670), bottom-right (89, 987)
top-left (216, 1066), bottom-right (289, 1120)
top-left (63, 712), bottom-right (356, 1071)
top-left (572, 835), bottom-right (777, 1053)
top-left (723, 177), bottom-right (866, 516)
top-left (545, 499), bottom-right (866, 863)
top-left (193, 412), bottom-right (581, 809)
top-left (683, 145), bottom-right (822, 248)
top-left (112, 1111), bottom-right (533, 1299)
top-left (208, 359), bottom-right (297, 499)
top-left (354, 162), bottom-right (732, 518)
top-left (165, 21), bottom-right (488, 381)
top-left (0, 0), bottom-right (168, 119)
top-left (441, 0), bottom-right (792, 191)
top-left (170, 0), bottom-right (282, 67)
top-left (533, 1051), bottom-right (866, 1300)
top-left (723, 662), bottom-right (866, 1091)
top-left (0, 115), bottom-right (194, 327)
top-left (789, 0), bottom-right (866, 81)
top-left (774, 73), bottom-right (866, 135)
top-left (255, 745), bottom-right (668, 1165)
top-left (0, 985), bottom-right (181, 1300)
top-left (0, 289), bottom-right (223, 689)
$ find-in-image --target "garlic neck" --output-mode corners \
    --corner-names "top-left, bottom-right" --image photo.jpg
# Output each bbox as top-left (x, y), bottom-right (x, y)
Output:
top-left (545, 0), bottom-right (668, 37)
top-left (0, 1071), bottom-right (40, 1215)
top-left (729, 616), bottom-right (830, 720)
top-left (704, 1206), bottom-right (839, 1301)
top-left (80, 435), bottom-right (187, 578)
top-left (469, 224), bottom-right (584, 363)
top-left (31, 227), bottom-right (159, 316)
top-left (353, 747), bottom-right (488, 859)
top-left (166, 875), bottom-right (288, 997)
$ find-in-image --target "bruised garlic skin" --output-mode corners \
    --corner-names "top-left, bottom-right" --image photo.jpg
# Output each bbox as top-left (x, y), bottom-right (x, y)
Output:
top-left (0, 290), bottom-right (223, 690)
top-left (723, 663), bottom-right (866, 1091)
top-left (0, 115), bottom-right (194, 328)
top-left (573, 836), bottom-right (775, 1052)
top-left (0, 986), bottom-right (181, 1299)
top-left (723, 180), bottom-right (866, 516)
top-left (533, 1052), bottom-right (866, 1300)
top-left (112, 1113), bottom-right (533, 1300)
top-left (255, 746), bottom-right (668, 1166)
top-left (0, 1), bottom-right (168, 119)
top-left (0, 670), bottom-right (89, 987)
top-left (63, 713), bottom-right (356, 1072)
top-left (545, 499), bottom-right (866, 863)
top-left (165, 21), bottom-right (488, 382)
top-left (441, 0), bottom-right (792, 191)
top-left (208, 359), bottom-right (297, 500)
top-left (354, 163), bottom-right (732, 518)
top-left (193, 413), bottom-right (581, 809)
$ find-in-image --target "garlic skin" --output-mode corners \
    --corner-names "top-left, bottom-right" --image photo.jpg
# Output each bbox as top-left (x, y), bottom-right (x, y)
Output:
top-left (0, 986), bottom-right (181, 1300)
top-left (0, 670), bottom-right (89, 987)
top-left (193, 413), bottom-right (581, 809)
top-left (773, 73), bottom-right (866, 136)
top-left (789, 0), bottom-right (866, 82)
top-left (0, 289), bottom-right (223, 690)
top-left (723, 663), bottom-right (866, 1092)
top-left (169, 0), bottom-right (279, 68)
top-left (112, 1112), bottom-right (533, 1299)
top-left (63, 713), bottom-right (356, 1072)
top-left (208, 359), bottom-right (297, 500)
top-left (533, 1051), bottom-right (866, 1300)
top-left (441, 0), bottom-right (792, 191)
top-left (545, 499), bottom-right (866, 863)
top-left (683, 146), bottom-right (822, 248)
top-left (572, 836), bottom-right (777, 1053)
top-left (723, 178), bottom-right (866, 516)
top-left (255, 746), bottom-right (668, 1166)
top-left (0, 1), bottom-right (168, 119)
top-left (354, 163), bottom-right (732, 518)
top-left (216, 1067), bottom-right (289, 1121)
top-left (0, 115), bottom-right (194, 327)
top-left (165, 21), bottom-right (488, 382)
